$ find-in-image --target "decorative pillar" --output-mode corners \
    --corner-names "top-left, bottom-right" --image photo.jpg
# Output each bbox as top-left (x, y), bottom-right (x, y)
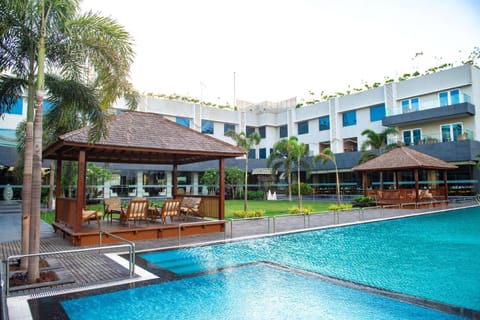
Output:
top-left (136, 170), bottom-right (144, 197)
top-left (192, 172), bottom-right (199, 195)
top-left (166, 171), bottom-right (173, 198)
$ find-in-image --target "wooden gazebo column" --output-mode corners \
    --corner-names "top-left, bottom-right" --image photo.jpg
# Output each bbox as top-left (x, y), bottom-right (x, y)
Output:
top-left (362, 172), bottom-right (368, 196)
top-left (414, 169), bottom-right (419, 203)
top-left (75, 150), bottom-right (86, 233)
top-left (54, 159), bottom-right (62, 222)
top-left (172, 163), bottom-right (178, 198)
top-left (218, 158), bottom-right (225, 220)
top-left (443, 170), bottom-right (449, 201)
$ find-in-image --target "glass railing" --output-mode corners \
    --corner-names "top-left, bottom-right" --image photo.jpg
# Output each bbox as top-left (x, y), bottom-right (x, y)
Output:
top-left (387, 93), bottom-right (472, 116)
top-left (401, 129), bottom-right (474, 146)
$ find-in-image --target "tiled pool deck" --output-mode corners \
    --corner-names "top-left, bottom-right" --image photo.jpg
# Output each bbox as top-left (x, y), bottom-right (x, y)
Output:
top-left (1, 201), bottom-right (477, 320)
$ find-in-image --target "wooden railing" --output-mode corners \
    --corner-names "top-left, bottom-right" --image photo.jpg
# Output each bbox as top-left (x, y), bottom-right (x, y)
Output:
top-left (176, 195), bottom-right (220, 219)
top-left (366, 188), bottom-right (444, 203)
top-left (56, 198), bottom-right (78, 227)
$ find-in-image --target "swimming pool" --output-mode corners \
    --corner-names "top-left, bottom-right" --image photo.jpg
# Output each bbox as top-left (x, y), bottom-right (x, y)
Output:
top-left (140, 207), bottom-right (480, 312)
top-left (55, 207), bottom-right (479, 319)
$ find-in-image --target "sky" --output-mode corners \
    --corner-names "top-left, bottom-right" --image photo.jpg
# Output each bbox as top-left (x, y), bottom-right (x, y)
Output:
top-left (81, 0), bottom-right (480, 105)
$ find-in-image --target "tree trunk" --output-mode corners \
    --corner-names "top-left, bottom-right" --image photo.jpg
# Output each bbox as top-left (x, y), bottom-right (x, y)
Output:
top-left (287, 172), bottom-right (292, 201)
top-left (335, 164), bottom-right (341, 205)
top-left (48, 161), bottom-right (55, 210)
top-left (244, 157), bottom-right (248, 211)
top-left (27, 13), bottom-right (45, 282)
top-left (297, 164), bottom-right (302, 209)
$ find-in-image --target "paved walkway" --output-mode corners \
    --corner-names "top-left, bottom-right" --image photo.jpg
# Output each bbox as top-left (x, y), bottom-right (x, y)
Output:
top-left (0, 201), bottom-right (476, 299)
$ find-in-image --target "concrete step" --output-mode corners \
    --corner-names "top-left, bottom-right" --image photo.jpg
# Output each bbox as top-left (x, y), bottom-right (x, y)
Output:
top-left (0, 200), bottom-right (22, 214)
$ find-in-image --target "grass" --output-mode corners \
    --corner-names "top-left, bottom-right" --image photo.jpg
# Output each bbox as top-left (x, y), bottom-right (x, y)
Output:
top-left (40, 200), bottom-right (335, 224)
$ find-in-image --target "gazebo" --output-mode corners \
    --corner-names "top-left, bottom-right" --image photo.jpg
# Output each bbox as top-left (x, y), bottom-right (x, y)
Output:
top-left (352, 147), bottom-right (457, 207)
top-left (43, 111), bottom-right (246, 245)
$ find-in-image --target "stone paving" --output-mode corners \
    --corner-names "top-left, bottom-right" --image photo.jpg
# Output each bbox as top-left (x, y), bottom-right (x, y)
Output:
top-left (0, 201), bottom-right (476, 298)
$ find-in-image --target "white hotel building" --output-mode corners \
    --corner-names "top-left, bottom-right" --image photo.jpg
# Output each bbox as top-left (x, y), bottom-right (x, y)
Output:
top-left (1, 64), bottom-right (479, 200)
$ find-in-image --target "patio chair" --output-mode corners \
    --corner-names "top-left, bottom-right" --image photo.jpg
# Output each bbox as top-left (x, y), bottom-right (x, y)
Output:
top-left (103, 197), bottom-right (122, 222)
top-left (180, 197), bottom-right (202, 221)
top-left (82, 209), bottom-right (101, 228)
top-left (150, 199), bottom-right (181, 224)
top-left (120, 198), bottom-right (149, 227)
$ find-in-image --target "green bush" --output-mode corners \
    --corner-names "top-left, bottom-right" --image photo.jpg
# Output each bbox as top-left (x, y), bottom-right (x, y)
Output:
top-left (328, 203), bottom-right (353, 211)
top-left (288, 206), bottom-right (313, 215)
top-left (291, 183), bottom-right (313, 195)
top-left (233, 210), bottom-right (265, 218)
top-left (237, 190), bottom-right (265, 200)
top-left (353, 196), bottom-right (375, 204)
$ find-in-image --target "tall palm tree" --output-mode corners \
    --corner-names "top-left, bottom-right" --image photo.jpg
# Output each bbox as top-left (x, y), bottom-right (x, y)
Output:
top-left (287, 136), bottom-right (310, 209)
top-left (0, 0), bottom-right (135, 280)
top-left (267, 138), bottom-right (295, 201)
top-left (225, 130), bottom-right (261, 211)
top-left (314, 148), bottom-right (341, 205)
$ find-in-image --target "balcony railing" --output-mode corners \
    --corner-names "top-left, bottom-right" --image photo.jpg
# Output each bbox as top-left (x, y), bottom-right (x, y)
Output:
top-left (399, 129), bottom-right (474, 146)
top-left (386, 93), bottom-right (471, 116)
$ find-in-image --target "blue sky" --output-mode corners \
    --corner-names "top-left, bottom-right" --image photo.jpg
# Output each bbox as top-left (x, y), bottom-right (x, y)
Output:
top-left (82, 0), bottom-right (480, 105)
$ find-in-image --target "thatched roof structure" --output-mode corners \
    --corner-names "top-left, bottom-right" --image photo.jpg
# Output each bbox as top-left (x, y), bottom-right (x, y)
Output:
top-left (352, 147), bottom-right (457, 172)
top-left (43, 111), bottom-right (246, 164)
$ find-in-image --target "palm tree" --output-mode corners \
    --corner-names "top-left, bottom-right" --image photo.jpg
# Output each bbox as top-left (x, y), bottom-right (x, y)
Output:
top-left (0, 0), bottom-right (135, 280)
top-left (287, 136), bottom-right (310, 209)
top-left (225, 130), bottom-right (261, 211)
top-left (267, 138), bottom-right (295, 201)
top-left (314, 148), bottom-right (341, 205)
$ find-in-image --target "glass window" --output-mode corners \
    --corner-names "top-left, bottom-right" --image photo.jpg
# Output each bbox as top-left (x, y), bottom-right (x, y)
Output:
top-left (401, 98), bottom-right (419, 113)
top-left (319, 116), bottom-right (330, 131)
top-left (342, 111), bottom-right (356, 127)
top-left (1, 98), bottom-right (23, 115)
top-left (279, 125), bottom-right (288, 138)
top-left (411, 98), bottom-right (419, 111)
top-left (259, 126), bottom-right (266, 139)
top-left (259, 148), bottom-right (267, 159)
top-left (440, 123), bottom-right (462, 142)
top-left (413, 129), bottom-right (422, 145)
top-left (369, 104), bottom-right (386, 122)
top-left (201, 120), bottom-right (214, 134)
top-left (224, 123), bottom-right (235, 134)
top-left (297, 121), bottom-right (309, 134)
top-left (439, 92), bottom-right (449, 106)
top-left (441, 124), bottom-right (451, 142)
top-left (401, 100), bottom-right (410, 113)
top-left (439, 89), bottom-right (461, 106)
top-left (403, 129), bottom-right (422, 146)
top-left (246, 126), bottom-right (255, 136)
top-left (176, 117), bottom-right (190, 128)
top-left (450, 90), bottom-right (460, 104)
top-left (248, 149), bottom-right (256, 159)
top-left (452, 123), bottom-right (462, 140)
top-left (403, 131), bottom-right (412, 146)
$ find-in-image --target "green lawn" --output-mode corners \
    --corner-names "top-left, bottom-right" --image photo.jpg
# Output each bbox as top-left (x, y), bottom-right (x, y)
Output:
top-left (40, 200), bottom-right (334, 224)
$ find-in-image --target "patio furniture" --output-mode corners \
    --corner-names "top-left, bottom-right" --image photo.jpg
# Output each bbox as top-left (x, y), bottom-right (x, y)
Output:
top-left (150, 199), bottom-right (181, 224)
top-left (180, 197), bottom-right (202, 221)
top-left (120, 198), bottom-right (149, 227)
top-left (103, 197), bottom-right (122, 222)
top-left (82, 209), bottom-right (101, 228)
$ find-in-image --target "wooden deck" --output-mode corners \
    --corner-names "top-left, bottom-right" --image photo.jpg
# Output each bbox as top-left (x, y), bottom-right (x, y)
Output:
top-left (52, 217), bottom-right (225, 246)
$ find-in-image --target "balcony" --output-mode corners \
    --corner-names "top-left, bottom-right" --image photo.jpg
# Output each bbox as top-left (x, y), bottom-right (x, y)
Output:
top-left (383, 102), bottom-right (475, 126)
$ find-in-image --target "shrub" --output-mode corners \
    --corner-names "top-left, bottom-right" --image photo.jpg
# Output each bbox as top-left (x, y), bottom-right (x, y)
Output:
top-left (233, 210), bottom-right (265, 218)
top-left (290, 183), bottom-right (313, 195)
top-left (353, 196), bottom-right (375, 204)
top-left (237, 190), bottom-right (265, 200)
top-left (288, 207), bottom-right (314, 215)
top-left (328, 203), bottom-right (353, 211)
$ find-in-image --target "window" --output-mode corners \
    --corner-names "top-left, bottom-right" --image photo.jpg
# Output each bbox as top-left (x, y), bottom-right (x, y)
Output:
top-left (279, 125), bottom-right (288, 138)
top-left (176, 117), bottom-right (190, 128)
top-left (342, 111), bottom-right (356, 127)
top-left (297, 121), bottom-right (309, 134)
top-left (224, 123), bottom-right (235, 134)
top-left (43, 100), bottom-right (55, 114)
top-left (259, 126), bottom-right (266, 139)
top-left (201, 120), bottom-right (214, 134)
top-left (246, 126), bottom-right (255, 136)
top-left (441, 123), bottom-right (463, 142)
top-left (403, 129), bottom-right (422, 146)
top-left (401, 98), bottom-right (419, 113)
top-left (369, 104), bottom-right (386, 122)
top-left (248, 149), bottom-right (256, 159)
top-left (259, 148), bottom-right (267, 159)
top-left (1, 98), bottom-right (23, 115)
top-left (439, 89), bottom-right (460, 106)
top-left (319, 116), bottom-right (330, 131)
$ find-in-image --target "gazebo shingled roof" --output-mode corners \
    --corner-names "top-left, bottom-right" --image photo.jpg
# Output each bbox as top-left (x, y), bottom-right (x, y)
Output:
top-left (352, 147), bottom-right (457, 172)
top-left (43, 111), bottom-right (246, 164)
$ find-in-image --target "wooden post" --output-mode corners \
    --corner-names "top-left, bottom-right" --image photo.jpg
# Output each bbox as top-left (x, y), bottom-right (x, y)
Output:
top-left (443, 170), bottom-right (448, 201)
top-left (362, 172), bottom-right (368, 196)
top-left (414, 169), bottom-right (419, 203)
top-left (75, 150), bottom-right (86, 233)
top-left (55, 159), bottom-right (62, 222)
top-left (219, 158), bottom-right (225, 220)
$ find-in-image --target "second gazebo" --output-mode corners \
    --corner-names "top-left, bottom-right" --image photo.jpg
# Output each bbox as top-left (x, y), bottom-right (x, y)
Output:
top-left (352, 147), bottom-right (457, 207)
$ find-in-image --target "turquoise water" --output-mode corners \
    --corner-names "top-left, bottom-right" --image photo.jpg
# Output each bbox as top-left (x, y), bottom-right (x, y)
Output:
top-left (141, 208), bottom-right (480, 311)
top-left (61, 264), bottom-right (464, 320)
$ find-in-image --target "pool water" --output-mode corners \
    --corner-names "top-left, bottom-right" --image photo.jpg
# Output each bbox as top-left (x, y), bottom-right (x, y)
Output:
top-left (140, 208), bottom-right (480, 311)
top-left (61, 264), bottom-right (464, 320)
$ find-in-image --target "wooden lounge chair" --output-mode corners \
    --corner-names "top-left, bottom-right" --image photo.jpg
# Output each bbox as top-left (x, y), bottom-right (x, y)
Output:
top-left (82, 209), bottom-right (101, 228)
top-left (150, 199), bottom-right (181, 224)
top-left (180, 197), bottom-right (202, 221)
top-left (103, 197), bottom-right (122, 222)
top-left (119, 198), bottom-right (149, 227)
